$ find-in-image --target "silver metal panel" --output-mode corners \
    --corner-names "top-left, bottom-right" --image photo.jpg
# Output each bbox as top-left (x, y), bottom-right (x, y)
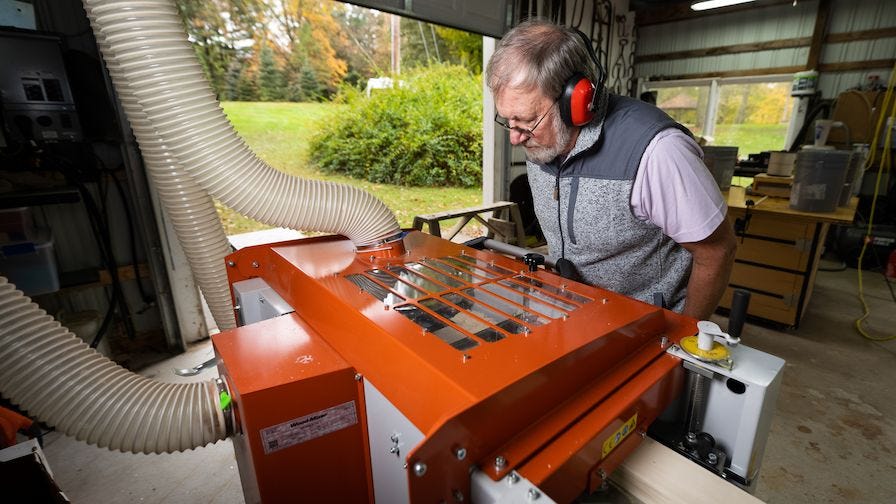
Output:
top-left (636, 2), bottom-right (816, 56)
top-left (364, 379), bottom-right (424, 504)
top-left (232, 277), bottom-right (294, 326)
top-left (829, 0), bottom-right (896, 33)
top-left (822, 39), bottom-right (896, 65)
top-left (471, 469), bottom-right (557, 504)
top-left (668, 343), bottom-right (785, 488)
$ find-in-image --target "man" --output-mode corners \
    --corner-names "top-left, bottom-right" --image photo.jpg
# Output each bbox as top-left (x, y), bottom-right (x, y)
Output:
top-left (486, 20), bottom-right (736, 320)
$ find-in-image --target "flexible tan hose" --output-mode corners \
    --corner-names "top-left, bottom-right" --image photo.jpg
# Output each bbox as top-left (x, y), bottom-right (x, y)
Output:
top-left (84, 0), bottom-right (401, 247)
top-left (0, 278), bottom-right (227, 453)
top-left (88, 15), bottom-right (236, 330)
top-left (0, 0), bottom-right (401, 454)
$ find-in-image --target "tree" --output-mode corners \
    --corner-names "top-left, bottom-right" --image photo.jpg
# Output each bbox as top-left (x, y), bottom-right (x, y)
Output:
top-left (175, 0), bottom-right (265, 99)
top-left (258, 44), bottom-right (287, 101)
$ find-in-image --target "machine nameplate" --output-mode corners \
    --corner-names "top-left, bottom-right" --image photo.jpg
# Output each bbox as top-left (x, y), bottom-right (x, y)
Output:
top-left (260, 401), bottom-right (358, 454)
top-left (602, 413), bottom-right (638, 458)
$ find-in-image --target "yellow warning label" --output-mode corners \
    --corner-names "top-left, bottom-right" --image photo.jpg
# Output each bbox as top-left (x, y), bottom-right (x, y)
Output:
top-left (602, 413), bottom-right (638, 458)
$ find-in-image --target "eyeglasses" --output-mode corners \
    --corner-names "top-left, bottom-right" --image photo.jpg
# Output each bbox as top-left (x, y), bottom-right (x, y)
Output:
top-left (494, 100), bottom-right (556, 137)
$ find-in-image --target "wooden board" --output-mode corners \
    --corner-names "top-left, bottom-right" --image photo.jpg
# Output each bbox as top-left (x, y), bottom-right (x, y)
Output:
top-left (611, 437), bottom-right (764, 504)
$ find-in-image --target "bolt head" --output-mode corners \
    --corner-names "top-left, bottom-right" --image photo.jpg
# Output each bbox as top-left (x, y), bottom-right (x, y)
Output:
top-left (251, 260), bottom-right (259, 268)
top-left (506, 472), bottom-right (520, 485)
top-left (452, 489), bottom-right (464, 502)
top-left (354, 373), bottom-right (363, 381)
top-left (226, 260), bottom-right (235, 267)
top-left (494, 455), bottom-right (507, 470)
top-left (454, 447), bottom-right (467, 460)
top-left (527, 488), bottom-right (541, 500)
top-left (412, 461), bottom-right (427, 477)
top-left (708, 452), bottom-right (718, 464)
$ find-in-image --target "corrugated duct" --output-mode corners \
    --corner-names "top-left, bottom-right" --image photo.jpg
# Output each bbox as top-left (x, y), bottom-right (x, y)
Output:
top-left (0, 0), bottom-right (400, 453)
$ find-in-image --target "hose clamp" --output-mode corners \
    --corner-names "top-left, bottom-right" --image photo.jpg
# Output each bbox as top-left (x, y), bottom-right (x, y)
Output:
top-left (215, 376), bottom-right (236, 437)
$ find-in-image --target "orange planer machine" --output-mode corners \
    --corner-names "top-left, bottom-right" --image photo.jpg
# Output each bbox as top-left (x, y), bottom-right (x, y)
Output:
top-left (212, 231), bottom-right (782, 503)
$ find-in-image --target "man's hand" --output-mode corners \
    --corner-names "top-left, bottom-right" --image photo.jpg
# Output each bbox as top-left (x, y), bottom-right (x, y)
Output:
top-left (679, 217), bottom-right (737, 320)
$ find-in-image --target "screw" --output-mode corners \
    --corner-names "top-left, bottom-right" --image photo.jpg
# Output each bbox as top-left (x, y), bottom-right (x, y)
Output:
top-left (251, 260), bottom-right (259, 268)
top-left (226, 260), bottom-right (235, 267)
top-left (506, 472), bottom-right (520, 485)
top-left (354, 373), bottom-right (363, 381)
top-left (494, 455), bottom-right (507, 470)
top-left (454, 447), bottom-right (467, 460)
top-left (660, 336), bottom-right (668, 347)
top-left (639, 430), bottom-right (646, 438)
top-left (412, 462), bottom-right (427, 477)
top-left (597, 468), bottom-right (607, 481)
top-left (686, 432), bottom-right (697, 444)
top-left (708, 452), bottom-right (718, 465)
top-left (527, 488), bottom-right (541, 500)
top-left (452, 489), bottom-right (464, 502)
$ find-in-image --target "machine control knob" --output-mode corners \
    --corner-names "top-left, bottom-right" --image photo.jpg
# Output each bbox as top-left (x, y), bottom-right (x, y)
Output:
top-left (522, 253), bottom-right (544, 272)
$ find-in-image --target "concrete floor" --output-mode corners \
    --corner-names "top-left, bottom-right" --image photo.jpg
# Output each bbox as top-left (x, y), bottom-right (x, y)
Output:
top-left (38, 264), bottom-right (895, 503)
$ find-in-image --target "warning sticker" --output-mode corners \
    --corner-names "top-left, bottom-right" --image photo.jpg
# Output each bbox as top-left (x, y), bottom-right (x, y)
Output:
top-left (602, 412), bottom-right (638, 458)
top-left (260, 401), bottom-right (358, 454)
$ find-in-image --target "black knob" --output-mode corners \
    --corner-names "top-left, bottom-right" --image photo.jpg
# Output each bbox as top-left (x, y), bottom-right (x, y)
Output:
top-left (728, 289), bottom-right (751, 340)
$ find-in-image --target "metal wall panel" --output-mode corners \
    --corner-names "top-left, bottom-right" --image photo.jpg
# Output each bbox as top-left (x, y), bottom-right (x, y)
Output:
top-left (636, 0), bottom-right (894, 98)
top-left (636, 2), bottom-right (816, 56)
top-left (829, 0), bottom-right (896, 33)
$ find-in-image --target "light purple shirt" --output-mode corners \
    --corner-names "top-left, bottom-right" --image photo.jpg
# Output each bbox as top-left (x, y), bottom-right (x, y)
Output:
top-left (631, 128), bottom-right (727, 243)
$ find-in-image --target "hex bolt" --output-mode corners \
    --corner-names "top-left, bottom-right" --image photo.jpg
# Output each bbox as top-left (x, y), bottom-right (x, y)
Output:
top-left (226, 260), bottom-right (235, 267)
top-left (708, 452), bottom-right (718, 465)
top-left (506, 472), bottom-right (520, 485)
top-left (494, 455), bottom-right (507, 470)
top-left (527, 488), bottom-right (541, 500)
top-left (686, 432), bottom-right (698, 444)
top-left (354, 373), bottom-right (363, 381)
top-left (251, 260), bottom-right (259, 268)
top-left (412, 462), bottom-right (427, 477)
top-left (454, 447), bottom-right (467, 461)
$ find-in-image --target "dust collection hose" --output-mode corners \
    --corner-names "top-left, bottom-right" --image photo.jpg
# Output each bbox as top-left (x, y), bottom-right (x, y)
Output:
top-left (0, 278), bottom-right (228, 453)
top-left (0, 0), bottom-right (402, 454)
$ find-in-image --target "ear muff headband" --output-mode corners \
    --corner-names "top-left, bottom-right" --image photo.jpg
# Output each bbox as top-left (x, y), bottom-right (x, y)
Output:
top-left (559, 29), bottom-right (606, 127)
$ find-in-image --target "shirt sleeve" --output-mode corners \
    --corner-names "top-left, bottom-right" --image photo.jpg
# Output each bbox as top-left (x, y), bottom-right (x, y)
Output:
top-left (631, 128), bottom-right (727, 243)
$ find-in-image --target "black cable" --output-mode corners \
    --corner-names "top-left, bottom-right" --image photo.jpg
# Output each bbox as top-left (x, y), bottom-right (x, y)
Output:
top-left (71, 177), bottom-right (136, 343)
top-left (86, 152), bottom-right (154, 307)
top-left (107, 168), bottom-right (155, 306)
top-left (44, 151), bottom-right (136, 344)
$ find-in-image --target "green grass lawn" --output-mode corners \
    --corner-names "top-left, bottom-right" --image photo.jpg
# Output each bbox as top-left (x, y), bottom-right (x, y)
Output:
top-left (712, 123), bottom-right (789, 157)
top-left (218, 101), bottom-right (481, 236)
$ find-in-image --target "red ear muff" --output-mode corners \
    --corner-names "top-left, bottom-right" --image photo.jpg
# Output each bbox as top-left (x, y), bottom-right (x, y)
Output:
top-left (559, 73), bottom-right (596, 127)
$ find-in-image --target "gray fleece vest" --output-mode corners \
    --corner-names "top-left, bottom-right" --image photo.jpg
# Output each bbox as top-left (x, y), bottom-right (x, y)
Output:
top-left (527, 95), bottom-right (693, 312)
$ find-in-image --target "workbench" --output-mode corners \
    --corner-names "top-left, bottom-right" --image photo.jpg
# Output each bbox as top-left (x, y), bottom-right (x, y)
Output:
top-left (720, 186), bottom-right (857, 327)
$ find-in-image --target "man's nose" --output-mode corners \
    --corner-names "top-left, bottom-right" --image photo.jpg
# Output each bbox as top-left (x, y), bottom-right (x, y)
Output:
top-left (508, 129), bottom-right (528, 145)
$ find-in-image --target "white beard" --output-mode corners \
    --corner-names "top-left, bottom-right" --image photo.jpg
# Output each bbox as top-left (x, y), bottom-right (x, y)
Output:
top-left (524, 113), bottom-right (574, 164)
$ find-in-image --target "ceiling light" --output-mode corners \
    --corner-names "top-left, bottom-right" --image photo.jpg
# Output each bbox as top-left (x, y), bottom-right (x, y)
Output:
top-left (691, 0), bottom-right (756, 11)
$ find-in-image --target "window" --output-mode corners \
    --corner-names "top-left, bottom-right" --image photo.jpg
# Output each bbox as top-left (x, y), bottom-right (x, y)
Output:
top-left (646, 75), bottom-right (794, 157)
top-left (654, 85), bottom-right (710, 137)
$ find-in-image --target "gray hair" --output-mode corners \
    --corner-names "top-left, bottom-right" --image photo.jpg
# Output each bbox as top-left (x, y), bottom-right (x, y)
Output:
top-left (486, 20), bottom-right (596, 99)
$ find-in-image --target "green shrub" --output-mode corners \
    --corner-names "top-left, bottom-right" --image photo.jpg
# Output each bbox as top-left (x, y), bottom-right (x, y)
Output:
top-left (308, 64), bottom-right (482, 187)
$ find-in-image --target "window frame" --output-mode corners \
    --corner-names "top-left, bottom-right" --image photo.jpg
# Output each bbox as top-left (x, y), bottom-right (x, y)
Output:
top-left (642, 74), bottom-right (793, 143)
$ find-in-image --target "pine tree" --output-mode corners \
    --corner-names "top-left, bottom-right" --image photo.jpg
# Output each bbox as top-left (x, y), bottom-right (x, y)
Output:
top-left (258, 45), bottom-right (286, 101)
